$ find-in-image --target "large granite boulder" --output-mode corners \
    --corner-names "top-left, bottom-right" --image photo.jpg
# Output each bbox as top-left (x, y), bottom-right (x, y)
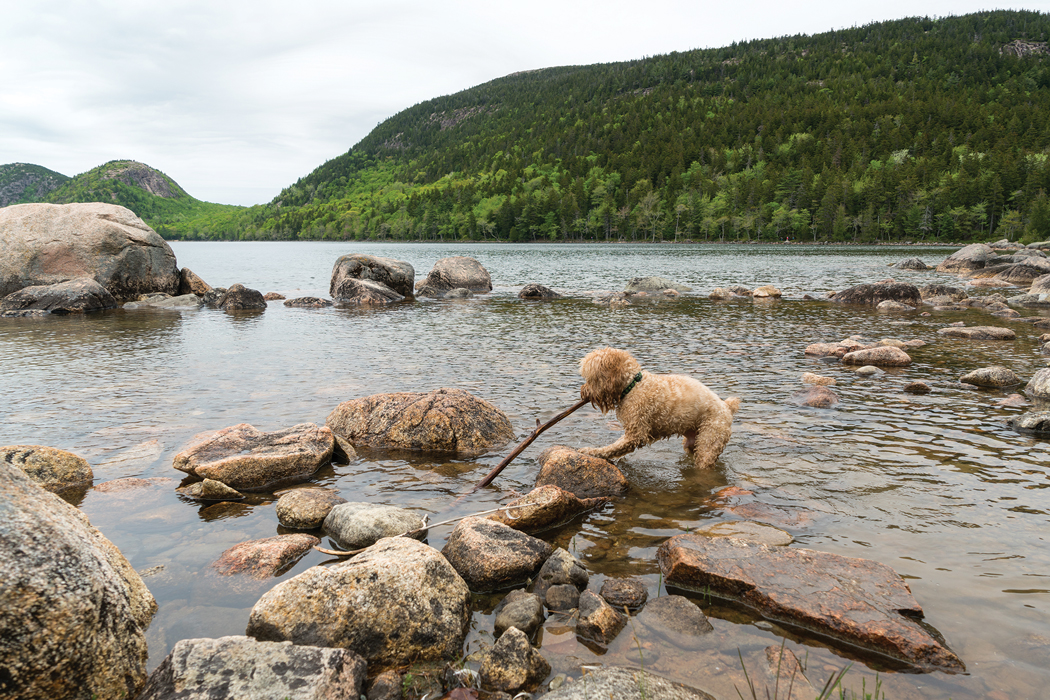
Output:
top-left (326, 388), bottom-right (514, 455)
top-left (138, 636), bottom-right (367, 700)
top-left (173, 423), bottom-right (334, 491)
top-left (0, 202), bottom-right (179, 301)
top-left (493, 590), bottom-right (545, 637)
top-left (123, 293), bottom-right (203, 310)
top-left (323, 502), bottom-right (426, 550)
top-left (332, 278), bottom-right (405, 306)
top-left (657, 534), bottom-right (964, 671)
top-left (441, 517), bottom-right (553, 592)
top-left (487, 484), bottom-right (609, 534)
top-left (830, 282), bottom-right (921, 306)
top-left (0, 444), bottom-right (93, 492)
top-left (0, 277), bottom-right (117, 315)
top-left (989, 258), bottom-right (1050, 284)
top-left (211, 534), bottom-right (319, 579)
top-left (246, 537), bottom-right (471, 670)
top-left (330, 254), bottom-right (415, 299)
top-left (936, 243), bottom-right (996, 274)
top-left (534, 446), bottom-right (629, 499)
top-left (0, 459), bottom-right (157, 700)
top-left (416, 256), bottom-right (492, 297)
top-left (217, 283), bottom-right (267, 311)
top-left (919, 284), bottom-right (967, 301)
top-left (1025, 368), bottom-right (1050, 399)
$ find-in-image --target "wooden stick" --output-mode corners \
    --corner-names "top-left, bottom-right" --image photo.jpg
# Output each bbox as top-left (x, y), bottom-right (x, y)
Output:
top-left (471, 398), bottom-right (588, 491)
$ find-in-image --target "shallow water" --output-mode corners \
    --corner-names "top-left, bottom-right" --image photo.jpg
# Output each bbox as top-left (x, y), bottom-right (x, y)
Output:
top-left (3, 242), bottom-right (1049, 699)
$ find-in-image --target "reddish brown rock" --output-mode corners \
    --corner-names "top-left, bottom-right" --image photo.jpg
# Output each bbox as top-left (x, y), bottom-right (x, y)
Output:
top-left (262, 292), bottom-right (285, 300)
top-left (178, 268), bottom-right (213, 296)
top-left (441, 517), bottom-right (552, 592)
top-left (841, 346), bottom-right (912, 367)
top-left (937, 326), bottom-right (1016, 340)
top-left (801, 372), bottom-right (835, 386)
top-left (903, 381), bottom-right (932, 395)
top-left (789, 386), bottom-right (839, 408)
top-left (487, 484), bottom-right (609, 533)
top-left (803, 342), bottom-right (849, 358)
top-left (599, 578), bottom-right (648, 610)
top-left (576, 591), bottom-right (626, 646)
top-left (326, 388), bottom-right (514, 455)
top-left (657, 535), bottom-right (964, 671)
top-left (534, 446), bottom-right (628, 499)
top-left (211, 534), bottom-right (319, 579)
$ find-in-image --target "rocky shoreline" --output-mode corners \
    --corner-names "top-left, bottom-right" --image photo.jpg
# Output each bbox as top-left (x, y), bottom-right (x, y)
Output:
top-left (6, 202), bottom-right (1050, 698)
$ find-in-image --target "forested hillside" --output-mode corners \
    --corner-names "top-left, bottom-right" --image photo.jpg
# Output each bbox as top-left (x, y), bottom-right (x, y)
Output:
top-left (167, 12), bottom-right (1050, 242)
top-left (0, 163), bottom-right (69, 207)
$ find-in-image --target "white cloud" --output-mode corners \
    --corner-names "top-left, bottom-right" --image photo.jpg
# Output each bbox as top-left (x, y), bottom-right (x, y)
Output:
top-left (0, 0), bottom-right (1042, 205)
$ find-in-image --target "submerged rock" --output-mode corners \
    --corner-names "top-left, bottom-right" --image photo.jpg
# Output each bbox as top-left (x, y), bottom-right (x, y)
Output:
top-left (801, 372), bottom-right (835, 386)
top-left (657, 534), bottom-right (964, 671)
top-left (0, 459), bottom-right (157, 700)
top-left (330, 254), bottom-right (415, 299)
top-left (752, 284), bottom-right (782, 298)
top-left (262, 291), bottom-right (285, 301)
top-left (788, 386), bottom-right (839, 408)
top-left (323, 502), bottom-right (426, 550)
top-left (0, 277), bottom-right (118, 314)
top-left (487, 484), bottom-right (609, 534)
top-left (518, 283), bottom-right (562, 299)
top-left (636, 595), bottom-right (713, 649)
top-left (331, 278), bottom-right (405, 306)
top-left (247, 537), bottom-right (470, 670)
top-left (937, 326), bottom-right (1016, 340)
top-left (137, 635), bottom-right (367, 700)
top-left (283, 296), bottom-right (332, 308)
top-left (0, 444), bottom-right (93, 492)
top-left (545, 583), bottom-right (581, 611)
top-left (693, 520), bottom-right (794, 546)
top-left (211, 534), bottom-right (319, 579)
top-left (172, 423), bottom-right (334, 491)
top-left (326, 388), bottom-right (514, 455)
top-left (478, 626), bottom-right (550, 693)
top-left (624, 276), bottom-right (691, 293)
top-left (276, 488), bottom-right (347, 530)
top-left (876, 299), bottom-right (915, 311)
top-left (534, 446), bottom-right (629, 499)
top-left (904, 381), bottom-right (932, 395)
top-left (960, 366), bottom-right (1021, 388)
top-left (416, 256), bottom-right (492, 297)
top-left (123, 293), bottom-right (202, 310)
top-left (441, 517), bottom-right (552, 592)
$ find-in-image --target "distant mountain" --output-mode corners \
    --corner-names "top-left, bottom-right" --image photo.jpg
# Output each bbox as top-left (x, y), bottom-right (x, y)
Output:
top-left (0, 163), bottom-right (69, 207)
top-left (175, 9), bottom-right (1045, 244)
top-left (0, 160), bottom-right (244, 237)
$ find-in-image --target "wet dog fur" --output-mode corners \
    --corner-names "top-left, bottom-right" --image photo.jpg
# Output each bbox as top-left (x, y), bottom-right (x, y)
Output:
top-left (578, 347), bottom-right (740, 468)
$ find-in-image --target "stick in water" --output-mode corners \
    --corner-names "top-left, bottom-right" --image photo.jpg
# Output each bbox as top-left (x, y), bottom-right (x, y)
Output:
top-left (472, 397), bottom-right (588, 491)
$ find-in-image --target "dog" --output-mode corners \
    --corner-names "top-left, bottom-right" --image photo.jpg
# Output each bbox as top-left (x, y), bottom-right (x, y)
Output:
top-left (578, 347), bottom-right (740, 468)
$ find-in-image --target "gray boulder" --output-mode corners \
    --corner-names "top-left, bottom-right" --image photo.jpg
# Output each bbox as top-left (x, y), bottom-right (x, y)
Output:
top-left (0, 277), bottom-right (117, 314)
top-left (478, 626), bottom-right (550, 694)
top-left (891, 258), bottom-right (929, 270)
top-left (518, 283), bottom-right (561, 299)
top-left (246, 537), bottom-right (471, 670)
top-left (330, 254), bottom-right (415, 299)
top-left (276, 488), bottom-right (347, 529)
top-left (441, 517), bottom-right (553, 592)
top-left (0, 202), bottom-right (179, 301)
top-left (830, 282), bottom-right (921, 306)
top-left (599, 578), bottom-right (648, 610)
top-left (960, 366), bottom-right (1020, 388)
top-left (493, 589), bottom-right (545, 637)
top-left (211, 534), bottom-right (319, 579)
top-left (936, 243), bottom-right (996, 274)
top-left (175, 478), bottom-right (244, 501)
top-left (636, 595), bottom-right (713, 649)
top-left (535, 446), bottom-right (629, 499)
top-left (1025, 369), bottom-right (1050, 399)
top-left (331, 278), bottom-right (405, 306)
top-left (123, 293), bottom-right (202, 310)
top-left (624, 276), bottom-right (691, 293)
top-left (217, 283), bottom-right (267, 311)
top-left (545, 584), bottom-right (581, 611)
top-left (937, 326), bottom-right (1016, 340)
top-left (487, 484), bottom-right (609, 534)
top-left (541, 667), bottom-right (715, 700)
top-left (416, 256), bottom-right (493, 297)
top-left (0, 444), bottom-right (93, 492)
top-left (178, 267), bottom-right (212, 296)
top-left (137, 635), bottom-right (367, 700)
top-left (576, 590), bottom-right (626, 645)
top-left (323, 502), bottom-right (426, 550)
top-left (0, 459), bottom-right (157, 700)
top-left (532, 547), bottom-right (589, 598)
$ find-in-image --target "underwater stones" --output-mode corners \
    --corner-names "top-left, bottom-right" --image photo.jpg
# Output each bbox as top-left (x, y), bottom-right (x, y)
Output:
top-left (830, 282), bottom-right (921, 306)
top-left (283, 296), bottom-right (332, 308)
top-left (137, 635), bottom-right (367, 700)
top-left (0, 277), bottom-right (118, 315)
top-left (416, 256), bottom-right (492, 297)
top-left (175, 478), bottom-right (244, 501)
top-left (441, 517), bottom-right (552, 592)
top-left (123, 293), bottom-right (202, 310)
top-left (841, 346), bottom-right (912, 367)
top-left (275, 488), bottom-right (347, 530)
top-left (478, 626), bottom-right (550, 694)
top-left (788, 386), bottom-right (838, 407)
top-left (576, 590), bottom-right (626, 646)
top-left (0, 459), bottom-right (157, 700)
top-left (960, 366), bottom-right (1021, 388)
top-left (599, 577), bottom-right (648, 610)
top-left (693, 520), bottom-right (794, 546)
top-left (247, 537), bottom-right (470, 670)
top-left (217, 283), bottom-right (267, 311)
top-left (0, 444), bottom-right (93, 493)
top-left (937, 325), bottom-right (1016, 340)
top-left (493, 589), bottom-right (545, 638)
top-left (657, 535), bottom-right (964, 671)
top-left (518, 283), bottom-right (562, 299)
top-left (326, 388), bottom-right (514, 455)
top-left (172, 423), bottom-right (334, 491)
top-left (625, 276), bottom-right (691, 293)
top-left (534, 446), bottom-right (629, 499)
top-left (545, 583), bottom-right (580, 611)
top-left (442, 287), bottom-right (473, 299)
top-left (936, 243), bottom-right (996, 274)
top-left (323, 502), bottom-right (426, 550)
top-left (330, 254), bottom-right (415, 299)
top-left (487, 484), bottom-right (609, 534)
top-left (636, 595), bottom-right (713, 649)
top-left (211, 534), bottom-right (319, 579)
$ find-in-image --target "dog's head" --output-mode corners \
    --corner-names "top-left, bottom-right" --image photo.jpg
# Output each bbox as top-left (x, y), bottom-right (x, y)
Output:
top-left (579, 347), bottom-right (642, 413)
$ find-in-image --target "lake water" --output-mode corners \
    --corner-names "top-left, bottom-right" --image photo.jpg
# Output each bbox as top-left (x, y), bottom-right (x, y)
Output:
top-left (3, 241), bottom-right (1049, 700)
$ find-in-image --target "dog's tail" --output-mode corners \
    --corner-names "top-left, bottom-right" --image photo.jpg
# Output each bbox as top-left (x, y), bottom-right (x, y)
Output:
top-left (724, 397), bottom-right (741, 415)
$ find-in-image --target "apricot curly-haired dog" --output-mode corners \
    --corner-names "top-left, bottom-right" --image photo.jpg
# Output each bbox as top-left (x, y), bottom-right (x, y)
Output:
top-left (578, 347), bottom-right (740, 468)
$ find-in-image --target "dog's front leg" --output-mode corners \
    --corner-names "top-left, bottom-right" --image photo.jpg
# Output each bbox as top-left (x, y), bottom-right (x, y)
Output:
top-left (579, 433), bottom-right (640, 460)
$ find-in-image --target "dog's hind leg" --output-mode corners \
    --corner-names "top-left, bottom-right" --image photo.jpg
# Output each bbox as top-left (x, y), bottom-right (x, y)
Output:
top-left (687, 415), bottom-right (733, 469)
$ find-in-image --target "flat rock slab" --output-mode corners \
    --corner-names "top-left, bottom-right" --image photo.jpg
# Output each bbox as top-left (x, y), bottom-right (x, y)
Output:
top-left (624, 276), bottom-right (691, 293)
top-left (693, 520), bottom-right (794, 546)
top-left (176, 478), bottom-right (244, 501)
top-left (211, 534), bottom-right (319, 579)
top-left (657, 535), bottom-right (964, 672)
top-left (283, 296), bottom-right (332, 308)
top-left (535, 446), bottom-right (629, 499)
top-left (326, 388), bottom-right (514, 455)
top-left (841, 346), bottom-right (912, 367)
top-left (173, 423), bottom-right (334, 491)
top-left (830, 282), bottom-right (921, 306)
top-left (937, 326), bottom-right (1016, 340)
top-left (1, 277), bottom-right (119, 315)
top-left (0, 444), bottom-right (93, 492)
top-left (635, 595), bottom-right (713, 650)
top-left (487, 484), bottom-right (609, 534)
top-left (541, 667), bottom-right (715, 700)
top-left (442, 517), bottom-right (553, 592)
top-left (137, 635), bottom-right (366, 700)
top-left (276, 488), bottom-right (347, 529)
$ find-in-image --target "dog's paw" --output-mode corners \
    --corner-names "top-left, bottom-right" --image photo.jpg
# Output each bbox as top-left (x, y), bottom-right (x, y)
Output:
top-left (577, 447), bottom-right (599, 456)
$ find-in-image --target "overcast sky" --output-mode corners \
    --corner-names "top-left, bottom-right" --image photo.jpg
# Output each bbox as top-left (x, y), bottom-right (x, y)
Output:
top-left (1, 2), bottom-right (1044, 206)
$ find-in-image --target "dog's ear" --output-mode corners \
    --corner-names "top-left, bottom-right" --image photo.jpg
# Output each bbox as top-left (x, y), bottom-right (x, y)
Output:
top-left (580, 347), bottom-right (639, 413)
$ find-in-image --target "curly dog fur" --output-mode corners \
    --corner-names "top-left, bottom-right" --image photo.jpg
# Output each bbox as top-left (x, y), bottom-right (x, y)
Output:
top-left (578, 347), bottom-right (740, 468)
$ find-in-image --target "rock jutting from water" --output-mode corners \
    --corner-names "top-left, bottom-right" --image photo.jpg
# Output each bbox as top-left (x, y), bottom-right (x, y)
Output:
top-left (960, 366), bottom-right (1021, 388)
top-left (416, 256), bottom-right (493, 297)
top-left (532, 547), bottom-right (589, 599)
top-left (330, 253), bottom-right (415, 300)
top-left (275, 488), bottom-right (347, 529)
top-left (576, 590), bottom-right (626, 646)
top-left (486, 484), bottom-right (610, 534)
top-left (441, 517), bottom-right (553, 592)
top-left (137, 635), bottom-right (367, 700)
top-left (1007, 411), bottom-right (1050, 435)
top-left (0, 444), bottom-right (93, 492)
top-left (624, 275), bottom-right (691, 293)
top-left (892, 258), bottom-right (929, 270)
top-left (789, 386), bottom-right (839, 407)
top-left (211, 534), bottom-right (320, 578)
top-left (172, 423), bottom-right (335, 491)
top-left (518, 283), bottom-right (562, 299)
top-left (493, 589), bottom-right (546, 638)
top-left (247, 537), bottom-right (470, 670)
top-left (175, 478), bottom-right (244, 501)
top-left (830, 282), bottom-right (921, 306)
top-left (0, 459), bottom-right (157, 700)
top-left (283, 296), bottom-right (332, 307)
top-left (936, 326), bottom-right (1016, 340)
top-left (323, 502), bottom-right (427, 550)
top-left (936, 243), bottom-right (996, 274)
top-left (841, 346), bottom-right (912, 367)
top-left (178, 267), bottom-right (213, 296)
top-left (217, 283), bottom-right (267, 311)
top-left (534, 445), bottom-right (629, 499)
top-left (657, 534), bottom-right (964, 671)
top-left (0, 277), bottom-right (119, 315)
top-left (1025, 368), bottom-right (1050, 399)
top-left (599, 577), bottom-right (649, 609)
top-left (478, 626), bottom-right (551, 694)
top-left (325, 387), bottom-right (514, 455)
